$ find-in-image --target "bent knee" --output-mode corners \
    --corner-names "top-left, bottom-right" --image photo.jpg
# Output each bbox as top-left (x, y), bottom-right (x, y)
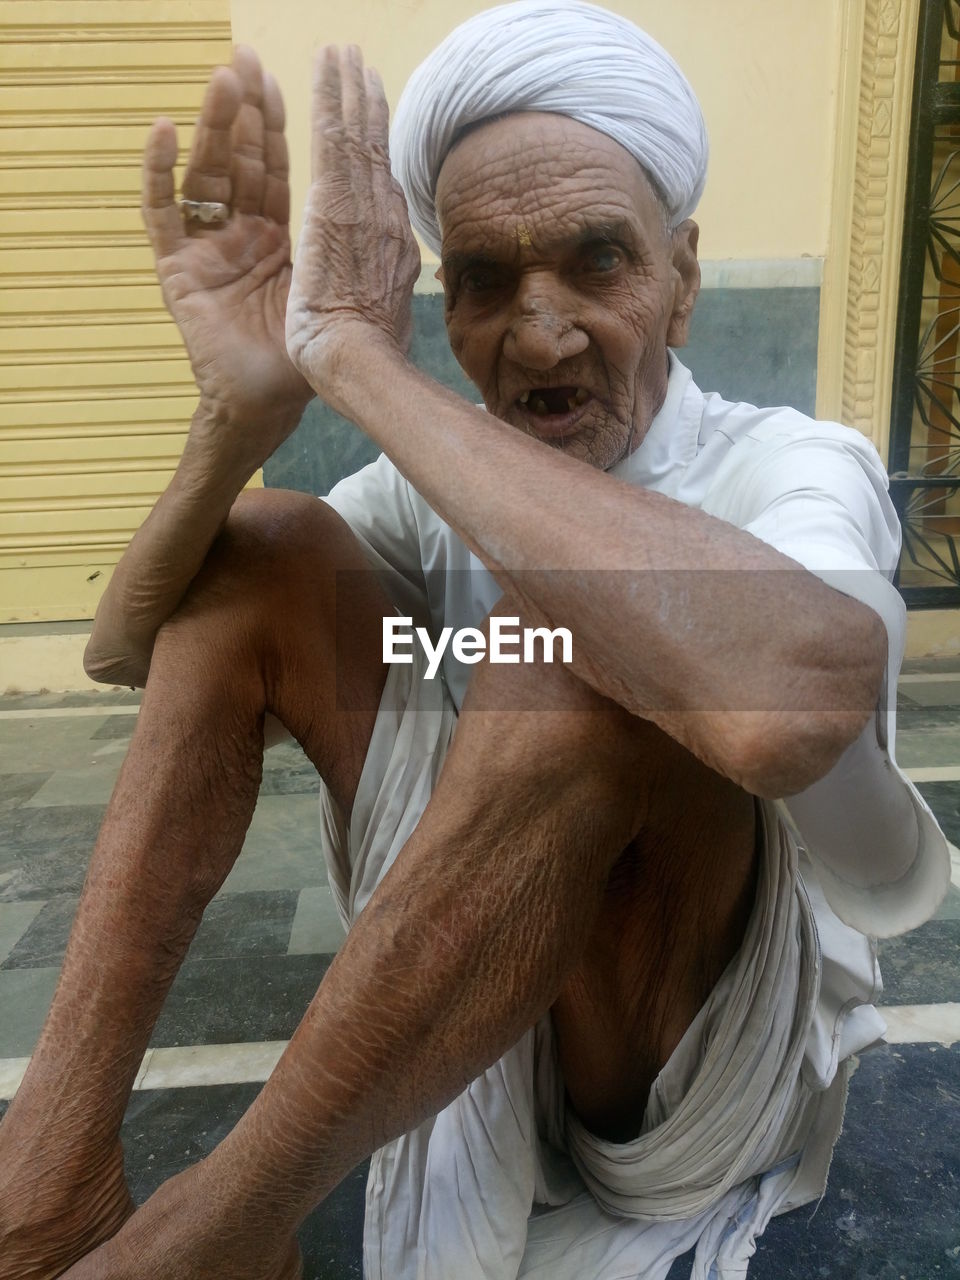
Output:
top-left (210, 489), bottom-right (365, 583)
top-left (463, 594), bottom-right (637, 739)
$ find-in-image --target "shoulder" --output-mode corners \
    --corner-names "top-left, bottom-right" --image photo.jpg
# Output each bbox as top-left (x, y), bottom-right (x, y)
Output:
top-left (696, 389), bottom-right (887, 480)
top-left (693, 397), bottom-right (896, 554)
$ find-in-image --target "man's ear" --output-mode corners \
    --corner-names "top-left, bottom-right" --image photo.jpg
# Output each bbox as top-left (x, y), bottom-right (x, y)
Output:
top-left (666, 219), bottom-right (701, 349)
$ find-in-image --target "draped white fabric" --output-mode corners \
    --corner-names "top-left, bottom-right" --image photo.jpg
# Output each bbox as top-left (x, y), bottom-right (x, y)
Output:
top-left (389, 0), bottom-right (709, 255)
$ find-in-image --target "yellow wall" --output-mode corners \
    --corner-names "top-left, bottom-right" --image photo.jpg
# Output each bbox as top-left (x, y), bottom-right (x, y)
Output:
top-left (0, 0), bottom-right (233, 623)
top-left (231, 0), bottom-right (842, 263)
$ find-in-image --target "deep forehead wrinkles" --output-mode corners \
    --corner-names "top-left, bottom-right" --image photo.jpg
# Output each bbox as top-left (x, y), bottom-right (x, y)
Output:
top-left (436, 113), bottom-right (666, 259)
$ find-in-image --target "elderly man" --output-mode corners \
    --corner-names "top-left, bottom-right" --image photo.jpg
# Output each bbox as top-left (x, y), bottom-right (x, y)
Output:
top-left (0, 2), bottom-right (949, 1278)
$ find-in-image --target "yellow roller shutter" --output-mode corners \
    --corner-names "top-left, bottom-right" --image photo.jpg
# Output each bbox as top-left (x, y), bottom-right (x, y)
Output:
top-left (0, 0), bottom-right (234, 623)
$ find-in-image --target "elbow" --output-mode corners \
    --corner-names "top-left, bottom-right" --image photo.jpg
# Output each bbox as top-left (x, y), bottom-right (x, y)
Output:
top-left (733, 676), bottom-right (884, 800)
top-left (742, 601), bottom-right (888, 798)
top-left (733, 713), bottom-right (866, 799)
top-left (83, 637), bottom-right (147, 689)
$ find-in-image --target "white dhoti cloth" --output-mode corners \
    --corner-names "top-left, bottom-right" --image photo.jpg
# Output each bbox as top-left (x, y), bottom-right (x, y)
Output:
top-left (318, 652), bottom-right (887, 1280)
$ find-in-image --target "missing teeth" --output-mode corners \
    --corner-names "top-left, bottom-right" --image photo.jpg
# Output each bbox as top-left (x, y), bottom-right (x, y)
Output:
top-left (518, 387), bottom-right (590, 415)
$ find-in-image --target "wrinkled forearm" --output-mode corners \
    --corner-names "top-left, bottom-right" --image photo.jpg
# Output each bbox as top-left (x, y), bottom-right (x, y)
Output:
top-left (84, 401), bottom-right (264, 687)
top-left (309, 334), bottom-right (886, 794)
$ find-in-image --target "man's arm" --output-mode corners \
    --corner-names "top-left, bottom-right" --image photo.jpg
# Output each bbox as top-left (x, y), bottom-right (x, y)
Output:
top-left (286, 48), bottom-right (886, 798)
top-left (324, 349), bottom-right (885, 797)
top-left (85, 47), bottom-right (312, 685)
top-left (84, 402), bottom-right (301, 688)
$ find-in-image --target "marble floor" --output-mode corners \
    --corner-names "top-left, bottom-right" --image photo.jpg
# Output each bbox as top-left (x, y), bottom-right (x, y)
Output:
top-left (0, 667), bottom-right (959, 1278)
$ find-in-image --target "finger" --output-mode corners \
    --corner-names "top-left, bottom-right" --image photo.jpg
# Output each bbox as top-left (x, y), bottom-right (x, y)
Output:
top-left (313, 45), bottom-right (343, 184)
top-left (229, 45), bottom-right (266, 216)
top-left (181, 64), bottom-right (242, 208)
top-left (141, 117), bottom-right (184, 259)
top-left (342, 46), bottom-right (372, 203)
top-left (262, 71), bottom-right (290, 225)
top-left (341, 44), bottom-right (368, 142)
top-left (364, 65), bottom-right (391, 164)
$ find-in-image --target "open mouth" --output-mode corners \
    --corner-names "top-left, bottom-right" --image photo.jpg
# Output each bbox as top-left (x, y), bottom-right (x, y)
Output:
top-left (517, 386), bottom-right (591, 416)
top-left (513, 385), bottom-right (595, 439)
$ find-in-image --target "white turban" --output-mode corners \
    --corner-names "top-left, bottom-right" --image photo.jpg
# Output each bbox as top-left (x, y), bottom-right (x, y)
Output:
top-left (390, 0), bottom-right (709, 256)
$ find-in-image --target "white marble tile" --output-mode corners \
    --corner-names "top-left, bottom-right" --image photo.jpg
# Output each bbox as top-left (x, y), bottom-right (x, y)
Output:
top-left (138, 1040), bottom-right (287, 1090)
top-left (134, 1048), bottom-right (155, 1090)
top-left (881, 1003), bottom-right (960, 1048)
top-left (0, 1056), bottom-right (29, 1101)
top-left (903, 765), bottom-right (960, 783)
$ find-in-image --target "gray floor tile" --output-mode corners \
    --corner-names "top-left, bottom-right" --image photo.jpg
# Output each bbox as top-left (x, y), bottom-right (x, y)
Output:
top-left (260, 737), bottom-right (320, 796)
top-left (0, 689), bottom-right (140, 711)
top-left (0, 804), bottom-right (104, 901)
top-left (23, 759), bottom-right (123, 808)
top-left (3, 890), bottom-right (306, 974)
top-left (901, 655), bottom-right (960, 674)
top-left (0, 966), bottom-right (59, 1056)
top-left (2, 896), bottom-right (78, 970)
top-left (896, 704), bottom-right (960, 731)
top-left (90, 716), bottom-right (137, 742)
top-left (916, 781), bottom-right (960, 846)
top-left (0, 900), bottom-right (45, 965)
top-left (0, 717), bottom-right (110, 775)
top-left (688, 1044), bottom-right (960, 1280)
top-left (288, 887), bottom-right (346, 955)
top-left (222, 795), bottom-right (327, 893)
top-left (877, 920), bottom-right (960, 1005)
top-left (934, 882), bottom-right (960, 921)
top-left (150, 953), bottom-right (332, 1048)
top-left (0, 954), bottom-right (332, 1062)
top-left (896, 679), bottom-right (960, 708)
top-left (0, 771), bottom-right (52, 814)
top-left (189, 890), bottom-right (301, 959)
top-left (892, 727), bottom-right (960, 769)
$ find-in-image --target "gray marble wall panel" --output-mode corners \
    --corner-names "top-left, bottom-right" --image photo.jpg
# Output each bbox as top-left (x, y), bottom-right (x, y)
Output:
top-left (684, 287), bottom-right (820, 419)
top-left (262, 286), bottom-right (820, 496)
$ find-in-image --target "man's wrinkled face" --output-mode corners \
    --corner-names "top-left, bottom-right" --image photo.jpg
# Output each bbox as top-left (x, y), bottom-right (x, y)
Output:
top-left (435, 113), bottom-right (700, 469)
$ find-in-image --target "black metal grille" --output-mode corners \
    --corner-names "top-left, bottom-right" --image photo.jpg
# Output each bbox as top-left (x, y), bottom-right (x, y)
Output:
top-left (890, 0), bottom-right (960, 606)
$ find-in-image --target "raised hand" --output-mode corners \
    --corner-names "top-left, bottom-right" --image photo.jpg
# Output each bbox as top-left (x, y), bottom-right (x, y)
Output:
top-left (143, 46), bottom-right (312, 472)
top-left (286, 46), bottom-right (421, 399)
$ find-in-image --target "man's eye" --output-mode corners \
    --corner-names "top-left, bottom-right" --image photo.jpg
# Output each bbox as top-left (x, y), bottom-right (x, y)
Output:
top-left (461, 268), bottom-right (498, 293)
top-left (584, 246), bottom-right (622, 272)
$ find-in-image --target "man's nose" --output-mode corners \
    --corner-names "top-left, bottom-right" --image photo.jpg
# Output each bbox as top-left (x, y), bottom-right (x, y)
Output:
top-left (503, 291), bottom-right (588, 369)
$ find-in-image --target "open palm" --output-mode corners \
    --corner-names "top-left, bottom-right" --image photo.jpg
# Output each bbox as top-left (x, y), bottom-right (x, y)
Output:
top-left (143, 47), bottom-right (311, 464)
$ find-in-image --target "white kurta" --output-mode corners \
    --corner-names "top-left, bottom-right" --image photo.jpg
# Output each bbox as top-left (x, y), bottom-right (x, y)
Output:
top-left (319, 354), bottom-right (950, 1279)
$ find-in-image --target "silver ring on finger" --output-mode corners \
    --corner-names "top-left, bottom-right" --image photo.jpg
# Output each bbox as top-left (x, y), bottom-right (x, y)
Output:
top-left (179, 198), bottom-right (230, 225)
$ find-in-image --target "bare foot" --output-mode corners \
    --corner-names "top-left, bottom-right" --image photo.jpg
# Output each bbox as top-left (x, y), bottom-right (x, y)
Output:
top-left (0, 1139), bottom-right (134, 1280)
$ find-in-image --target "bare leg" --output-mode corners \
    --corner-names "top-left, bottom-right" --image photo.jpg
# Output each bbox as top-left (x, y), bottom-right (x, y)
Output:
top-left (3, 556), bottom-right (758, 1277)
top-left (0, 491), bottom-right (389, 1280)
top-left (552, 755), bottom-right (757, 1142)
top-left (257, 626), bottom-right (757, 1182)
top-left (77, 607), bottom-right (762, 1271)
